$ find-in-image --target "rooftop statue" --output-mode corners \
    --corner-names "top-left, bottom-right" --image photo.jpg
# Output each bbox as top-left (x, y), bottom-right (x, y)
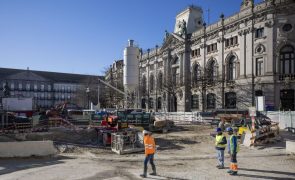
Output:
top-left (163, 30), bottom-right (169, 42)
top-left (178, 19), bottom-right (187, 38)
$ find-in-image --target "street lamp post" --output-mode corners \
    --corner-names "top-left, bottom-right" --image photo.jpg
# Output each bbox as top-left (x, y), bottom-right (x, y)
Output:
top-left (86, 87), bottom-right (90, 109)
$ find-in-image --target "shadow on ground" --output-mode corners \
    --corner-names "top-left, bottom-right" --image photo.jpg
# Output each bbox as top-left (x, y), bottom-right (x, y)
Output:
top-left (156, 137), bottom-right (199, 151)
top-left (237, 167), bottom-right (295, 180)
top-left (0, 155), bottom-right (73, 175)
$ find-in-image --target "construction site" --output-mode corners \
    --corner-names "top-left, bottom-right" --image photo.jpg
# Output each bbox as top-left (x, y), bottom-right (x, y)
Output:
top-left (1, 0), bottom-right (295, 179)
top-left (0, 103), bottom-right (295, 180)
top-left (0, 36), bottom-right (294, 180)
top-left (0, 34), bottom-right (295, 180)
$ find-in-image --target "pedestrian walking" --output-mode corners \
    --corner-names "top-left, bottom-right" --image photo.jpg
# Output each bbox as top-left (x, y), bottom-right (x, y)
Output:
top-left (215, 128), bottom-right (227, 169)
top-left (140, 130), bottom-right (157, 178)
top-left (226, 127), bottom-right (239, 175)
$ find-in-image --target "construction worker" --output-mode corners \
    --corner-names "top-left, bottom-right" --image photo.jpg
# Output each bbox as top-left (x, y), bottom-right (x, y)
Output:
top-left (215, 128), bottom-right (227, 169)
top-left (226, 127), bottom-right (239, 175)
top-left (140, 130), bottom-right (156, 178)
top-left (218, 119), bottom-right (225, 131)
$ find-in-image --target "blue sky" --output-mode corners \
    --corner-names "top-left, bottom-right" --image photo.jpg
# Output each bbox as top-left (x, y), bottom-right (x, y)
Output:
top-left (0, 0), bottom-right (263, 75)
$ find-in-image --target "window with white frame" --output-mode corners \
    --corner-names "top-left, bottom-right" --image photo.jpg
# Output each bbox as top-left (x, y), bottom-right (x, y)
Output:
top-left (256, 57), bottom-right (264, 76)
top-left (10, 82), bottom-right (14, 90)
top-left (18, 83), bottom-right (22, 90)
top-left (41, 84), bottom-right (45, 91)
top-left (227, 56), bottom-right (236, 81)
top-left (26, 83), bottom-right (30, 91)
top-left (255, 28), bottom-right (264, 38)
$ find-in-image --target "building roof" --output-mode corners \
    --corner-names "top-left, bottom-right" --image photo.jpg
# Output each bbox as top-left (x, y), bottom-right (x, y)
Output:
top-left (0, 67), bottom-right (103, 84)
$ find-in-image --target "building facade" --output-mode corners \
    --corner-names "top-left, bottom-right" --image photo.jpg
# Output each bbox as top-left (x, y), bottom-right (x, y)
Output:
top-left (104, 60), bottom-right (124, 108)
top-left (0, 67), bottom-right (101, 109)
top-left (139, 0), bottom-right (295, 112)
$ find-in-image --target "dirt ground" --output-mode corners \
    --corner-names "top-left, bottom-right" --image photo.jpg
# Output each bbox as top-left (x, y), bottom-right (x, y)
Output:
top-left (0, 125), bottom-right (295, 180)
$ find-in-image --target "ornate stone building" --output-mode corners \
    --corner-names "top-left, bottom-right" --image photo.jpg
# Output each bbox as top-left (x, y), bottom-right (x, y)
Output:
top-left (104, 60), bottom-right (124, 108)
top-left (139, 0), bottom-right (295, 112)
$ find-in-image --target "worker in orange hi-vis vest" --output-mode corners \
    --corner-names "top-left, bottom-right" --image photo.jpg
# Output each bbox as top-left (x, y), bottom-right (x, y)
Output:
top-left (140, 130), bottom-right (156, 178)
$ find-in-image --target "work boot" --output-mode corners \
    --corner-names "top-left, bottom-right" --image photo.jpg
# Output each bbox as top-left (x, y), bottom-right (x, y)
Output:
top-left (217, 166), bottom-right (224, 169)
top-left (140, 166), bottom-right (147, 178)
top-left (227, 169), bottom-right (233, 173)
top-left (230, 171), bottom-right (238, 176)
top-left (150, 165), bottom-right (157, 175)
top-left (140, 174), bottom-right (147, 178)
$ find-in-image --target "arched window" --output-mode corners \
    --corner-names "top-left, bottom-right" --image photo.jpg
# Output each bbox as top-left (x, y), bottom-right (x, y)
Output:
top-left (225, 92), bottom-right (236, 109)
top-left (149, 98), bottom-right (154, 109)
top-left (191, 94), bottom-right (199, 109)
top-left (141, 98), bottom-right (146, 109)
top-left (158, 72), bottom-right (163, 91)
top-left (157, 97), bottom-right (162, 110)
top-left (141, 76), bottom-right (147, 95)
top-left (149, 75), bottom-right (154, 93)
top-left (193, 64), bottom-right (201, 86)
top-left (227, 56), bottom-right (236, 81)
top-left (172, 57), bottom-right (180, 86)
top-left (207, 93), bottom-right (216, 109)
top-left (207, 59), bottom-right (218, 83)
top-left (280, 45), bottom-right (295, 75)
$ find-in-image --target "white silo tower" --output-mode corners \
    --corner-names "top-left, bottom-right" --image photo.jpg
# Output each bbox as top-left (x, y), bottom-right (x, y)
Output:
top-left (123, 39), bottom-right (140, 107)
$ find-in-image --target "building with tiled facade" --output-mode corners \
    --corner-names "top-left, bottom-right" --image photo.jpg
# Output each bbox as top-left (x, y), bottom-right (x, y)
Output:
top-left (0, 67), bottom-right (101, 109)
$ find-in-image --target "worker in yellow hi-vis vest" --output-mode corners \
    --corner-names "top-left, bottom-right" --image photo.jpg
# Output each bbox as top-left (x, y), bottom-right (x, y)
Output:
top-left (140, 130), bottom-right (156, 178)
top-left (215, 128), bottom-right (227, 169)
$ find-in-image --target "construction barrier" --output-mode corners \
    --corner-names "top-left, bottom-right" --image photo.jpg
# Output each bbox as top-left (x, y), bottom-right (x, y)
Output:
top-left (0, 141), bottom-right (57, 158)
top-left (155, 112), bottom-right (217, 125)
top-left (266, 111), bottom-right (295, 131)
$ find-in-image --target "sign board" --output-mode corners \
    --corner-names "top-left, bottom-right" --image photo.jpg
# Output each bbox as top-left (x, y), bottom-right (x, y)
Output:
top-left (256, 96), bottom-right (265, 112)
top-left (248, 107), bottom-right (256, 117)
top-left (2, 98), bottom-right (33, 111)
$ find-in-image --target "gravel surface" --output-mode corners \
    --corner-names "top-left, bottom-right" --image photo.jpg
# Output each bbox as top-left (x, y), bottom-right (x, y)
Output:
top-left (0, 125), bottom-right (294, 180)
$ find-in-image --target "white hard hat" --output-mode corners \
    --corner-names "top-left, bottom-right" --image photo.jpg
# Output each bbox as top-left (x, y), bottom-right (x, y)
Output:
top-left (142, 130), bottom-right (149, 134)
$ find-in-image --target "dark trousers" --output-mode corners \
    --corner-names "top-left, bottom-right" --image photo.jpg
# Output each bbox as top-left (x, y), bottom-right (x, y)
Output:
top-left (230, 153), bottom-right (238, 172)
top-left (143, 154), bottom-right (156, 174)
top-left (230, 153), bottom-right (237, 163)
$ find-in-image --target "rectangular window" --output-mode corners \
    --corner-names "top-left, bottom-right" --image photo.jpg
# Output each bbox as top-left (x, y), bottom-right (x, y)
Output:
top-left (41, 84), bottom-right (45, 91)
top-left (234, 36), bottom-right (238, 45)
top-left (34, 84), bottom-right (38, 91)
top-left (225, 36), bottom-right (238, 48)
top-left (26, 83), bottom-right (30, 91)
top-left (225, 39), bottom-right (229, 47)
top-left (10, 83), bottom-right (14, 90)
top-left (48, 85), bottom-right (51, 91)
top-left (196, 49), bottom-right (200, 56)
top-left (256, 58), bottom-right (264, 76)
top-left (191, 95), bottom-right (199, 109)
top-left (255, 28), bottom-right (264, 38)
top-left (207, 45), bottom-right (211, 53)
top-left (207, 43), bottom-right (217, 53)
top-left (18, 83), bottom-right (22, 90)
